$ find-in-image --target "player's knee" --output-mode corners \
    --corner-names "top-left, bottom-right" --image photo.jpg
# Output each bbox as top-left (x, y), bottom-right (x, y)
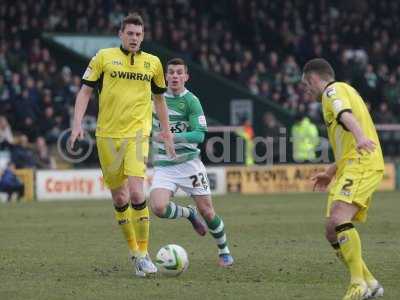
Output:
top-left (325, 216), bottom-right (341, 241)
top-left (330, 214), bottom-right (345, 229)
top-left (149, 200), bottom-right (166, 217)
top-left (198, 206), bottom-right (215, 222)
top-left (113, 193), bottom-right (128, 207)
top-left (129, 190), bottom-right (144, 204)
top-left (325, 225), bottom-right (336, 242)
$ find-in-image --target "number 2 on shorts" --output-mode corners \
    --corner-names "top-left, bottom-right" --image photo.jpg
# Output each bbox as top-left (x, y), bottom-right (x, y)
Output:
top-left (190, 172), bottom-right (208, 189)
top-left (342, 178), bottom-right (354, 192)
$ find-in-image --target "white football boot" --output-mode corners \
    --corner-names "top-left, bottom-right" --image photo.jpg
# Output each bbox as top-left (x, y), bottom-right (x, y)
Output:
top-left (130, 254), bottom-right (157, 277)
top-left (364, 281), bottom-right (384, 299)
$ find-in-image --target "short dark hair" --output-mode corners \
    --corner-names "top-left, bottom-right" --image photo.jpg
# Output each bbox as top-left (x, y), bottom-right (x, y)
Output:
top-left (120, 13), bottom-right (144, 31)
top-left (167, 58), bottom-right (188, 71)
top-left (303, 58), bottom-right (335, 80)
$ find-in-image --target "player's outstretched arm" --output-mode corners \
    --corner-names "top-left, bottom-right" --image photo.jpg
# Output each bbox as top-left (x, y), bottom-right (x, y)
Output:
top-left (153, 94), bottom-right (176, 158)
top-left (70, 84), bottom-right (93, 148)
top-left (339, 111), bottom-right (376, 154)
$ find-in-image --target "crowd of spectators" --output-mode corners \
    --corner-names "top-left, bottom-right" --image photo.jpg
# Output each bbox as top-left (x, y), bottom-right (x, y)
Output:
top-left (0, 35), bottom-right (75, 168)
top-left (1, 0), bottom-right (400, 169)
top-left (144, 0), bottom-right (400, 123)
top-left (3, 0), bottom-right (396, 121)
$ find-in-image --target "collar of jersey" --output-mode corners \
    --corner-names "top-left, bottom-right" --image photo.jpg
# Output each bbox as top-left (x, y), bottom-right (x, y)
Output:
top-left (119, 45), bottom-right (141, 55)
top-left (165, 89), bottom-right (189, 98)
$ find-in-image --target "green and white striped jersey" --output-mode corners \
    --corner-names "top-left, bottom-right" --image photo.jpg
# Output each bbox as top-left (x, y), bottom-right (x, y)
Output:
top-left (152, 89), bottom-right (207, 166)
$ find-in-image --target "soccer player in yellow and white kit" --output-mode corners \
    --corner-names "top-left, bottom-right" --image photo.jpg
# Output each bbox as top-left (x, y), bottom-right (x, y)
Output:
top-left (302, 58), bottom-right (384, 300)
top-left (70, 13), bottom-right (175, 277)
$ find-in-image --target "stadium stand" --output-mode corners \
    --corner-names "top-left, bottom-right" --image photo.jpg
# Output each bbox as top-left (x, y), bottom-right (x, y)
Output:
top-left (0, 0), bottom-right (399, 167)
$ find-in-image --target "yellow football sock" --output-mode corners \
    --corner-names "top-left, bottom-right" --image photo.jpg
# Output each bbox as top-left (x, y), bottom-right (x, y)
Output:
top-left (336, 223), bottom-right (364, 283)
top-left (331, 241), bottom-right (347, 265)
top-left (114, 203), bottom-right (139, 257)
top-left (131, 201), bottom-right (149, 256)
top-left (362, 259), bottom-right (376, 284)
top-left (332, 241), bottom-right (375, 284)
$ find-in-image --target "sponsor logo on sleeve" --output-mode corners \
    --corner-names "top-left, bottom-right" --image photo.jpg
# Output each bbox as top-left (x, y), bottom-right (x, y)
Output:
top-left (326, 87), bottom-right (336, 97)
top-left (83, 66), bottom-right (92, 79)
top-left (332, 99), bottom-right (343, 113)
top-left (198, 115), bottom-right (207, 127)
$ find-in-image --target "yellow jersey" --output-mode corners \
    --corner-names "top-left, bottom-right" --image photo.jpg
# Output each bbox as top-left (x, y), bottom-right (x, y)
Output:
top-left (321, 81), bottom-right (384, 174)
top-left (82, 46), bottom-right (166, 138)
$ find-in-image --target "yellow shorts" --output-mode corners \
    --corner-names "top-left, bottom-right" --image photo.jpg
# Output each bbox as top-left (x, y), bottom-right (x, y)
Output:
top-left (327, 164), bottom-right (383, 222)
top-left (96, 136), bottom-right (149, 189)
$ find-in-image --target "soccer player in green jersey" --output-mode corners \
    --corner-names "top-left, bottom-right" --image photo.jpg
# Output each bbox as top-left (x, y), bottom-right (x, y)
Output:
top-left (149, 58), bottom-right (234, 267)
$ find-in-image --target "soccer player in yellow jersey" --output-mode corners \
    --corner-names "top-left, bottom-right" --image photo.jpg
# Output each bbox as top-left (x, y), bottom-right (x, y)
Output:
top-left (70, 13), bottom-right (175, 278)
top-left (302, 58), bottom-right (384, 300)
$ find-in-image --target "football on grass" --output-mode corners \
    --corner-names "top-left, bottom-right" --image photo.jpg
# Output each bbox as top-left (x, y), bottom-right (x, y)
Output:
top-left (155, 244), bottom-right (189, 276)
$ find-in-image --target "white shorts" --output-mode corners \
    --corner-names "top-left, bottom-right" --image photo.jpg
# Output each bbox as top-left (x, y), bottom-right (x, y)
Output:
top-left (150, 158), bottom-right (211, 196)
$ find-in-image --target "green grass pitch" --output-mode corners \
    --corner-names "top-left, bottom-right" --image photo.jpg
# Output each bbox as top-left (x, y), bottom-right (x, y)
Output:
top-left (1, 192), bottom-right (399, 300)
